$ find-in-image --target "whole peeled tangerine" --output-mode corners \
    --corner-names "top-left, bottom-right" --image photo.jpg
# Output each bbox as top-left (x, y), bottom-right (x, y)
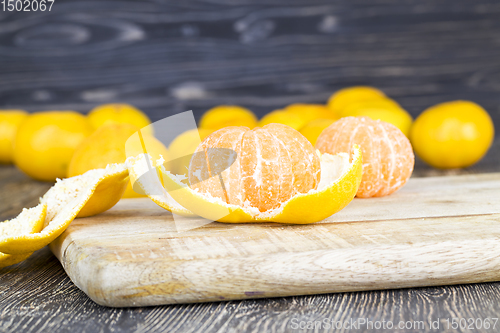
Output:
top-left (316, 116), bottom-right (414, 198)
top-left (189, 123), bottom-right (321, 212)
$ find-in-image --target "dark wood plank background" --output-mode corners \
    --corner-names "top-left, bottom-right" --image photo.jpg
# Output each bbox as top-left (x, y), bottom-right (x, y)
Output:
top-left (1, 1), bottom-right (500, 332)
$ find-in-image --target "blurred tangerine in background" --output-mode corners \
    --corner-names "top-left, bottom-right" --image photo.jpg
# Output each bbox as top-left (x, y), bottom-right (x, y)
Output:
top-left (88, 103), bottom-right (153, 135)
top-left (199, 105), bottom-right (258, 130)
top-left (189, 123), bottom-right (321, 212)
top-left (0, 110), bottom-right (27, 164)
top-left (14, 111), bottom-right (93, 181)
top-left (168, 128), bottom-right (214, 177)
top-left (316, 116), bottom-right (414, 198)
top-left (299, 118), bottom-right (336, 146)
top-left (68, 123), bottom-right (168, 198)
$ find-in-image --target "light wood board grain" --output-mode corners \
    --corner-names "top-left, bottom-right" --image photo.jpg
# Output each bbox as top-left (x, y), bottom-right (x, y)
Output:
top-left (49, 173), bottom-right (500, 308)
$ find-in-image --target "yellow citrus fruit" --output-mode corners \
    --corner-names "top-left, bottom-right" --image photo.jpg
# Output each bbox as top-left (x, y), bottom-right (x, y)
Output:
top-left (14, 111), bottom-right (93, 181)
top-left (129, 125), bottom-right (363, 224)
top-left (299, 118), bottom-right (336, 146)
top-left (0, 110), bottom-right (27, 164)
top-left (410, 101), bottom-right (494, 169)
top-left (76, 167), bottom-right (130, 218)
top-left (341, 99), bottom-right (413, 136)
top-left (327, 86), bottom-right (386, 115)
top-left (258, 110), bottom-right (307, 130)
top-left (285, 104), bottom-right (337, 123)
top-left (200, 105), bottom-right (258, 130)
top-left (88, 103), bottom-right (153, 135)
top-left (0, 164), bottom-right (129, 262)
top-left (68, 124), bottom-right (168, 198)
top-left (167, 128), bottom-right (214, 176)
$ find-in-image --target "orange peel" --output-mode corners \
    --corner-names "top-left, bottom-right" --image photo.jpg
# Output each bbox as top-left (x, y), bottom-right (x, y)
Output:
top-left (129, 145), bottom-right (362, 224)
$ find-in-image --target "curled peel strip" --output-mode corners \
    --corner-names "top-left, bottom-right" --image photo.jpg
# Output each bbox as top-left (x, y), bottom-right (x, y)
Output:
top-left (0, 163), bottom-right (129, 266)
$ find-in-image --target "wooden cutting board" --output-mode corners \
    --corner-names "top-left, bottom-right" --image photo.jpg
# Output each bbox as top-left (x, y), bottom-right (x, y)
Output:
top-left (50, 173), bottom-right (500, 307)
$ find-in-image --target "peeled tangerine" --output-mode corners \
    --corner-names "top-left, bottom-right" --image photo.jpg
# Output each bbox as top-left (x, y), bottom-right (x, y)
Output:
top-left (129, 123), bottom-right (363, 224)
top-left (316, 117), bottom-right (414, 198)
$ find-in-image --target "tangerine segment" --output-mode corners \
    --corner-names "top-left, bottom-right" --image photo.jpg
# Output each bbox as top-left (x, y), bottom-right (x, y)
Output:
top-left (189, 127), bottom-right (247, 208)
top-left (189, 124), bottom-right (321, 212)
top-left (316, 117), bottom-right (414, 198)
top-left (0, 164), bottom-right (129, 255)
top-left (157, 145), bottom-right (362, 223)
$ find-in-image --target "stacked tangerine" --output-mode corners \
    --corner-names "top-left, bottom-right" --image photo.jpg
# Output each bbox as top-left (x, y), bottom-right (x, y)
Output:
top-left (183, 116), bottom-right (413, 209)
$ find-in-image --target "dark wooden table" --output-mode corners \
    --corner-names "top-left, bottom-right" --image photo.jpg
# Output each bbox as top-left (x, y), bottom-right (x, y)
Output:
top-left (2, 1), bottom-right (500, 332)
